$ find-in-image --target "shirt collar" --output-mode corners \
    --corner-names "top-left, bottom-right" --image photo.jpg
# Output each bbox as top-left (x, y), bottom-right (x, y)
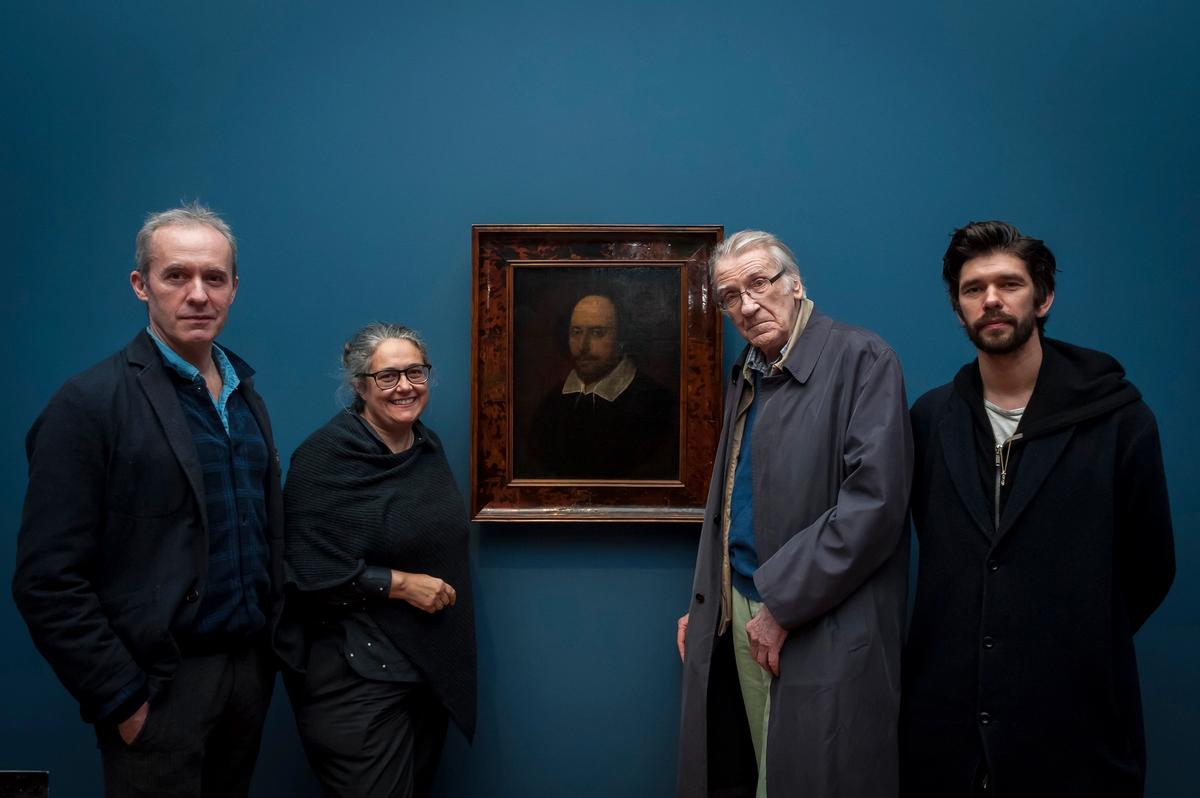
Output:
top-left (744, 297), bottom-right (814, 377)
top-left (562, 355), bottom-right (636, 401)
top-left (146, 327), bottom-right (240, 396)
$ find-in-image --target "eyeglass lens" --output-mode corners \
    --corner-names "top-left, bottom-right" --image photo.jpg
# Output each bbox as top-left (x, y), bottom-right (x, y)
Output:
top-left (719, 274), bottom-right (775, 310)
top-left (375, 366), bottom-right (429, 388)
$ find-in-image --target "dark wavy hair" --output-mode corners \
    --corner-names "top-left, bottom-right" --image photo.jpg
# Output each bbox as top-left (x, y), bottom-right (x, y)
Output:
top-left (942, 220), bottom-right (1058, 333)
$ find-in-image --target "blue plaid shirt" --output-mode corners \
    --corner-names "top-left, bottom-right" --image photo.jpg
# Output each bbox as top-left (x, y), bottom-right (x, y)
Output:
top-left (148, 331), bottom-right (270, 645)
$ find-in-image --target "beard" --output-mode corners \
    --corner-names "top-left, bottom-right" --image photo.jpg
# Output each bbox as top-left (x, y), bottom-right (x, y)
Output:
top-left (965, 310), bottom-right (1038, 355)
top-left (573, 355), bottom-right (619, 383)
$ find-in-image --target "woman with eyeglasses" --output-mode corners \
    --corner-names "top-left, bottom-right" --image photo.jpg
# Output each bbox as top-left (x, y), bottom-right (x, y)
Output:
top-left (282, 322), bottom-right (475, 798)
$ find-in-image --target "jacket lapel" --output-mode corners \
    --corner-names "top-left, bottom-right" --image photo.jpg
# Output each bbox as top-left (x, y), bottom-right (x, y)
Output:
top-left (780, 307), bottom-right (831, 385)
top-left (126, 333), bottom-right (209, 532)
top-left (996, 427), bottom-right (1074, 541)
top-left (711, 354), bottom-right (745, 491)
top-left (938, 397), bottom-right (993, 540)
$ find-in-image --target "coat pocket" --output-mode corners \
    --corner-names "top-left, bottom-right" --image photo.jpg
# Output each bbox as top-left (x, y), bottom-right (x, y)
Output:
top-left (103, 589), bottom-right (176, 670)
top-left (780, 602), bottom-right (873, 685)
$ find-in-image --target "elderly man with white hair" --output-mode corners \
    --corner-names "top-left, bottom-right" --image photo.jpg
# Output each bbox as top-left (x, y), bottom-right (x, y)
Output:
top-left (675, 230), bottom-right (913, 797)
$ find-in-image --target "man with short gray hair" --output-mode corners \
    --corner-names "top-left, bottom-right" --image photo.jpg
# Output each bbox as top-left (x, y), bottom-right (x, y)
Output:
top-left (676, 230), bottom-right (912, 797)
top-left (14, 202), bottom-right (291, 797)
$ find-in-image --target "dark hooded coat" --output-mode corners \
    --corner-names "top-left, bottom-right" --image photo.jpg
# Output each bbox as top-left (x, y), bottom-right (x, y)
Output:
top-left (902, 338), bottom-right (1175, 797)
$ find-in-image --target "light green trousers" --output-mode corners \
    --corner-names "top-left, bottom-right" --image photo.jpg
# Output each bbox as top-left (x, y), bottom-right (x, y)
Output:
top-left (731, 591), bottom-right (771, 798)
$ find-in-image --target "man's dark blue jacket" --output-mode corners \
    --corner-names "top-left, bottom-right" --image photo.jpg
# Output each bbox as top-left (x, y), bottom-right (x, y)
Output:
top-left (13, 331), bottom-right (293, 724)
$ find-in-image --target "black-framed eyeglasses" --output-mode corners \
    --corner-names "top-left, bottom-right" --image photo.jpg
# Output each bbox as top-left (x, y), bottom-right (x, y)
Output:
top-left (357, 364), bottom-right (432, 389)
top-left (716, 267), bottom-right (788, 312)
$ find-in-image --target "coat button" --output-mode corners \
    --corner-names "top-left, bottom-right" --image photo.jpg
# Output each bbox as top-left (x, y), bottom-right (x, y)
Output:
top-left (987, 559), bottom-right (999, 572)
top-left (185, 589), bottom-right (200, 603)
top-left (982, 636), bottom-right (995, 649)
top-left (979, 711), bottom-right (992, 726)
top-left (694, 593), bottom-right (705, 604)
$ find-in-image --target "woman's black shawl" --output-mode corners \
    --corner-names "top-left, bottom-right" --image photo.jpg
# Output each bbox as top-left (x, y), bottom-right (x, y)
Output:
top-left (284, 410), bottom-right (476, 738)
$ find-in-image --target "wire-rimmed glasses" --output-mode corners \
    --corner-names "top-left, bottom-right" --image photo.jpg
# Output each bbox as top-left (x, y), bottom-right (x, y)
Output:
top-left (716, 266), bottom-right (788, 312)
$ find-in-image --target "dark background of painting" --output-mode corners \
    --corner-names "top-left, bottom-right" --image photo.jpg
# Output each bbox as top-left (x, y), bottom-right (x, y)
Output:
top-left (3, 1), bottom-right (1197, 796)
top-left (511, 265), bottom-right (681, 478)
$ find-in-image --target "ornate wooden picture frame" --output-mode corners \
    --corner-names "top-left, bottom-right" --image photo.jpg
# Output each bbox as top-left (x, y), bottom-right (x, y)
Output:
top-left (470, 224), bottom-right (724, 522)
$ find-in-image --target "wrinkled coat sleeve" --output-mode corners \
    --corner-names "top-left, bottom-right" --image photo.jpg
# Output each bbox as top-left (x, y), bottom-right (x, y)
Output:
top-left (13, 387), bottom-right (147, 723)
top-left (754, 349), bottom-right (913, 629)
top-left (1115, 406), bottom-right (1175, 633)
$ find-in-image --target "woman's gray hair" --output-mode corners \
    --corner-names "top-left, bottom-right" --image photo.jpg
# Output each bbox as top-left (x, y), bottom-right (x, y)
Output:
top-left (135, 201), bottom-right (238, 278)
top-left (341, 322), bottom-right (431, 412)
top-left (708, 230), bottom-right (802, 293)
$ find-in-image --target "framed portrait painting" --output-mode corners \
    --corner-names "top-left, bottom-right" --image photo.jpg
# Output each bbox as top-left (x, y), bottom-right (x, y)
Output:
top-left (470, 225), bottom-right (724, 522)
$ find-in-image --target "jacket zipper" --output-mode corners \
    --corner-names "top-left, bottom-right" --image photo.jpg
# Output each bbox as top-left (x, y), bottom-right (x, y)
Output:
top-left (993, 433), bottom-right (1023, 531)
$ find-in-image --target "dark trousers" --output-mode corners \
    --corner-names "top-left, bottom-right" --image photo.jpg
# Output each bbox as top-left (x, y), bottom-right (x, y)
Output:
top-left (95, 642), bottom-right (274, 798)
top-left (286, 636), bottom-right (448, 798)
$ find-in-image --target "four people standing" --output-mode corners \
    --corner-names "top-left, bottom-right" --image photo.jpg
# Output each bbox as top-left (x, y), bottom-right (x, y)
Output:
top-left (12, 211), bottom-right (1175, 797)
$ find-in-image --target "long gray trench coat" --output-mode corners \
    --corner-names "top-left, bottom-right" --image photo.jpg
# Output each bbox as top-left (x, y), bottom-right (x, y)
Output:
top-left (677, 310), bottom-right (913, 797)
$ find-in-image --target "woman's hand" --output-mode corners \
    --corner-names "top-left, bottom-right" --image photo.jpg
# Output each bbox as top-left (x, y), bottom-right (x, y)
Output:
top-left (389, 570), bottom-right (456, 613)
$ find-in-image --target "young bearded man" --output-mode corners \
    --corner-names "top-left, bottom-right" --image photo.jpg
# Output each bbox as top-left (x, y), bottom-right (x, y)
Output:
top-left (901, 220), bottom-right (1175, 797)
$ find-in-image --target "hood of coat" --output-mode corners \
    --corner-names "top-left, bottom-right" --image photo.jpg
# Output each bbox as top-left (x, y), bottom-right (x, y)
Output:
top-left (952, 337), bottom-right (1142, 442)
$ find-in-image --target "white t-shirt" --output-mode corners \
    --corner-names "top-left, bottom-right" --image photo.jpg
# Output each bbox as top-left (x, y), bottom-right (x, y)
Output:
top-left (984, 400), bottom-right (1024, 445)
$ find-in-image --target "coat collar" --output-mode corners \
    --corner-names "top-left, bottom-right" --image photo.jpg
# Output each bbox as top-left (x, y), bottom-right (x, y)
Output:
top-left (125, 329), bottom-right (257, 381)
top-left (124, 331), bottom-right (209, 531)
top-left (940, 353), bottom-right (1081, 542)
top-left (777, 307), bottom-right (831, 384)
top-left (997, 427), bottom-right (1074, 539)
top-left (936, 396), bottom-right (994, 540)
top-left (122, 331), bottom-right (270, 532)
top-left (729, 307), bottom-right (833, 387)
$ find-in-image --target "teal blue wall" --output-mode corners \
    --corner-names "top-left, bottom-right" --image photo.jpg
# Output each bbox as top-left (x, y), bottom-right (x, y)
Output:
top-left (3, 2), bottom-right (1196, 795)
